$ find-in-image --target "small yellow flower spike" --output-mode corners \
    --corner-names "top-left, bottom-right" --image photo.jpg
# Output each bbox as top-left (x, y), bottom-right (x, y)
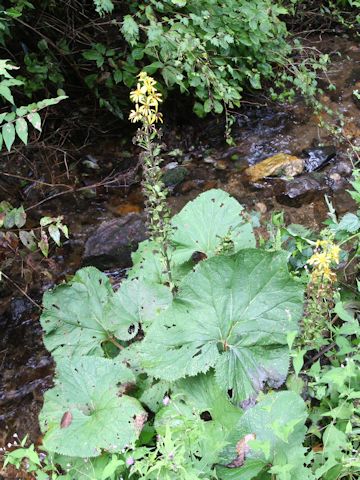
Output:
top-left (129, 72), bottom-right (162, 125)
top-left (307, 238), bottom-right (340, 283)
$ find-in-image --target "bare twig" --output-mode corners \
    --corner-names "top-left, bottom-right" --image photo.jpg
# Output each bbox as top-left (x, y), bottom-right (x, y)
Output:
top-left (0, 271), bottom-right (42, 310)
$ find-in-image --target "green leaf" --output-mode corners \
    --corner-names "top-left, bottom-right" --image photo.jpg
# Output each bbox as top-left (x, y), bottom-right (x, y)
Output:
top-left (140, 249), bottom-right (304, 403)
top-left (129, 240), bottom-right (169, 285)
top-left (0, 84), bottom-right (14, 104)
top-left (54, 454), bottom-right (121, 480)
top-left (35, 95), bottom-right (67, 110)
top-left (41, 267), bottom-right (171, 357)
top-left (27, 112), bottom-right (41, 131)
top-left (113, 69), bottom-right (122, 84)
top-left (292, 349), bottom-right (306, 376)
top-left (40, 356), bottom-right (145, 457)
top-left (217, 458), bottom-right (266, 480)
top-left (19, 230), bottom-right (37, 251)
top-left (114, 276), bottom-right (172, 332)
top-left (143, 61), bottom-right (164, 74)
top-left (155, 373), bottom-right (238, 471)
top-left (40, 216), bottom-right (55, 227)
top-left (171, 189), bottom-right (255, 265)
top-left (15, 117), bottom-right (28, 144)
top-left (38, 231), bottom-right (49, 257)
top-left (3, 206), bottom-right (26, 228)
top-left (121, 15), bottom-right (139, 44)
top-left (2, 123), bottom-right (15, 151)
top-left (48, 224), bottom-right (61, 246)
top-left (93, 0), bottom-right (114, 16)
top-left (173, 372), bottom-right (243, 430)
top-left (162, 65), bottom-right (180, 86)
top-left (218, 392), bottom-right (309, 479)
top-left (336, 213), bottom-right (360, 233)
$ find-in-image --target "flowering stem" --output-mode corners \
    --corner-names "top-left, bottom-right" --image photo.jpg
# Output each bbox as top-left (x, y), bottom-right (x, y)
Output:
top-left (129, 72), bottom-right (173, 289)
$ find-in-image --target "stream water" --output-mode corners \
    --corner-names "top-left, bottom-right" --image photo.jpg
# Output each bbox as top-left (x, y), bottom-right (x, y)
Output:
top-left (0, 35), bottom-right (359, 463)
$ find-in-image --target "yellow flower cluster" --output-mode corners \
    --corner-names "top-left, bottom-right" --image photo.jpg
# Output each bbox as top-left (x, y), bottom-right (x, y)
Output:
top-left (129, 72), bottom-right (163, 125)
top-left (307, 239), bottom-right (340, 282)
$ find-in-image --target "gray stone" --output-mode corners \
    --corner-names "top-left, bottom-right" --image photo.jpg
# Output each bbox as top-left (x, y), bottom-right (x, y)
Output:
top-left (275, 174), bottom-right (327, 207)
top-left (326, 160), bottom-right (353, 191)
top-left (303, 146), bottom-right (336, 172)
top-left (83, 213), bottom-right (147, 270)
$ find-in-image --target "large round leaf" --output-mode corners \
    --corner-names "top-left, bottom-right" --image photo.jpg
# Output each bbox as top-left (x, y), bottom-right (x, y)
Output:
top-left (140, 249), bottom-right (304, 403)
top-left (41, 267), bottom-right (171, 357)
top-left (128, 190), bottom-right (255, 286)
top-left (171, 189), bottom-right (255, 265)
top-left (40, 356), bottom-right (146, 457)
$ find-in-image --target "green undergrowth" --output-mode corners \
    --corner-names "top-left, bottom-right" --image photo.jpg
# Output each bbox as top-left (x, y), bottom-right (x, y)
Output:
top-left (4, 183), bottom-right (360, 480)
top-left (0, 0), bottom-right (334, 120)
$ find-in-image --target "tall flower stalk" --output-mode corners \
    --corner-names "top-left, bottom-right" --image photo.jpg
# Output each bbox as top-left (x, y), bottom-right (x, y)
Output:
top-left (129, 72), bottom-right (173, 287)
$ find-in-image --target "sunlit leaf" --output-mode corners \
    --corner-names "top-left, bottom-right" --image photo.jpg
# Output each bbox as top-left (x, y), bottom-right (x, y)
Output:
top-left (140, 249), bottom-right (304, 403)
top-left (15, 117), bottom-right (28, 144)
top-left (40, 356), bottom-right (145, 457)
top-left (2, 122), bottom-right (15, 151)
top-left (41, 267), bottom-right (171, 357)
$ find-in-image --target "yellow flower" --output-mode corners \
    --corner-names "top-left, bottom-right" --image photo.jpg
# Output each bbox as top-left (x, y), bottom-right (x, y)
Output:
top-left (147, 113), bottom-right (157, 125)
top-left (129, 72), bottom-right (162, 125)
top-left (137, 71), bottom-right (148, 81)
top-left (139, 103), bottom-right (152, 117)
top-left (129, 104), bottom-right (143, 123)
top-left (148, 91), bottom-right (163, 105)
top-left (308, 252), bottom-right (329, 267)
top-left (329, 245), bottom-right (340, 263)
top-left (143, 76), bottom-right (156, 93)
top-left (130, 83), bottom-right (146, 104)
top-left (146, 112), bottom-right (164, 125)
top-left (307, 238), bottom-right (340, 283)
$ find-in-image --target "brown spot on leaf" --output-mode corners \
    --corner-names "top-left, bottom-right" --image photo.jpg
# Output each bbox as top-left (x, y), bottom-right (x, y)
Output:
top-left (227, 433), bottom-right (256, 468)
top-left (60, 411), bottom-right (73, 429)
top-left (133, 412), bottom-right (148, 433)
top-left (117, 382), bottom-right (136, 396)
top-left (191, 251), bottom-right (208, 264)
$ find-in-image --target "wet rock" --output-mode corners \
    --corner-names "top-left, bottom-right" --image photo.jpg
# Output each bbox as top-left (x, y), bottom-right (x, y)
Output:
top-left (326, 160), bottom-right (353, 190)
top-left (9, 297), bottom-right (35, 325)
top-left (275, 174), bottom-right (327, 207)
top-left (83, 213), bottom-right (147, 269)
top-left (303, 146), bottom-right (336, 172)
top-left (244, 153), bottom-right (304, 182)
top-left (162, 166), bottom-right (188, 187)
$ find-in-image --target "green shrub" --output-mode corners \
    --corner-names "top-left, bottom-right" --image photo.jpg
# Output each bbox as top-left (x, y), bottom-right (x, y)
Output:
top-left (1, 0), bottom-right (330, 119)
top-left (119, 0), bottom-right (329, 116)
